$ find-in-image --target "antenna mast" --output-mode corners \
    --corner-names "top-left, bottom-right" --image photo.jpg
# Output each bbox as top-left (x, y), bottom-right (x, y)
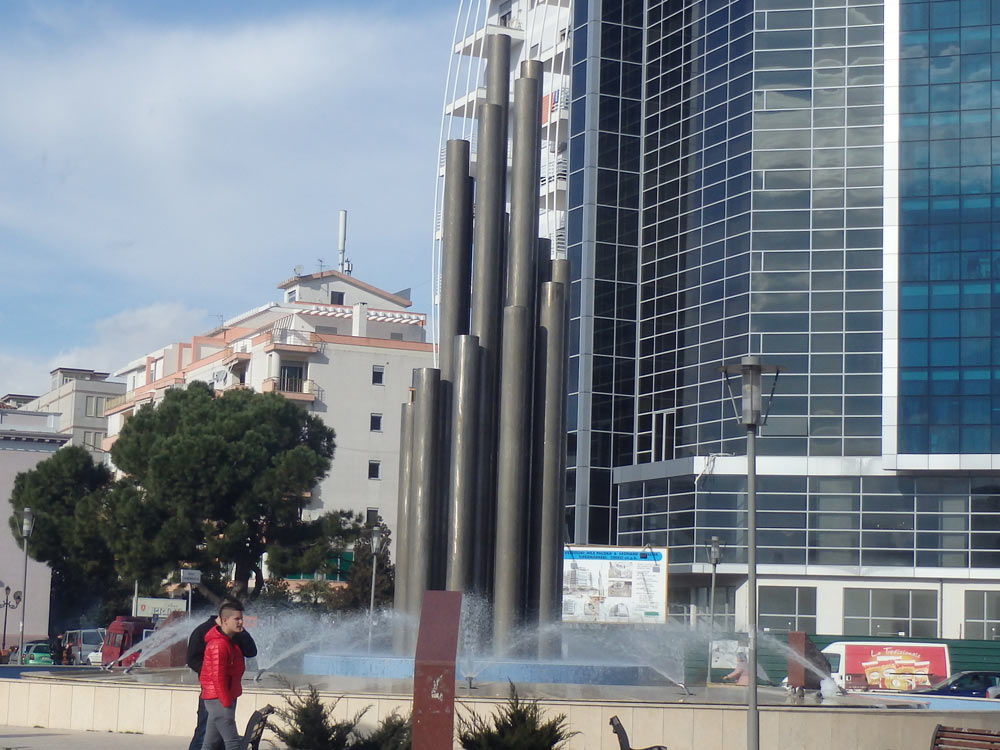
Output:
top-left (338, 210), bottom-right (348, 273)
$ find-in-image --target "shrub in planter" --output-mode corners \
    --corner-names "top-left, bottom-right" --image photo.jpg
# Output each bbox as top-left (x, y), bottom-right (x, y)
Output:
top-left (271, 683), bottom-right (367, 750)
top-left (270, 680), bottom-right (411, 750)
top-left (352, 712), bottom-right (411, 750)
top-left (457, 683), bottom-right (575, 750)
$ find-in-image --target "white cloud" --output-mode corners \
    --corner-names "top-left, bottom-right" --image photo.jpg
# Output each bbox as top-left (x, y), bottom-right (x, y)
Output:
top-left (0, 302), bottom-right (208, 395)
top-left (0, 3), bottom-right (453, 394)
top-left (0, 5), bottom-right (450, 306)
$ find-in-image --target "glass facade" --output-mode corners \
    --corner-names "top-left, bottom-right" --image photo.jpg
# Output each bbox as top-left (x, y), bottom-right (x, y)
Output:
top-left (896, 0), bottom-right (1000, 454)
top-left (619, 473), bottom-right (1000, 568)
top-left (566, 0), bottom-right (1000, 622)
top-left (567, 0), bottom-right (644, 543)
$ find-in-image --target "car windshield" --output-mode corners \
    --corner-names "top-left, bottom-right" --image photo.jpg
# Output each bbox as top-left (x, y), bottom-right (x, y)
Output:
top-left (30, 644), bottom-right (49, 654)
top-left (927, 673), bottom-right (995, 691)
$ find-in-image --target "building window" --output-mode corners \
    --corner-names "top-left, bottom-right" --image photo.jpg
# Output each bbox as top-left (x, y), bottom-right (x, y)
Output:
top-left (85, 396), bottom-right (107, 417)
top-left (82, 431), bottom-right (104, 448)
top-left (372, 365), bottom-right (385, 385)
top-left (330, 291), bottom-right (345, 305)
top-left (964, 591), bottom-right (1000, 640)
top-left (844, 588), bottom-right (938, 638)
top-left (368, 460), bottom-right (381, 480)
top-left (390, 332), bottom-right (404, 341)
top-left (286, 289), bottom-right (297, 303)
top-left (370, 413), bottom-right (382, 432)
top-left (279, 364), bottom-right (305, 393)
top-left (759, 586), bottom-right (817, 634)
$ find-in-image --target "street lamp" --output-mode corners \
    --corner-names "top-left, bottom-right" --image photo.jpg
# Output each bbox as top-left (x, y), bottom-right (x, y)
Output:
top-left (0, 584), bottom-right (22, 654)
top-left (17, 508), bottom-right (34, 666)
top-left (706, 536), bottom-right (723, 684)
top-left (721, 357), bottom-right (782, 750)
top-left (367, 524), bottom-right (383, 653)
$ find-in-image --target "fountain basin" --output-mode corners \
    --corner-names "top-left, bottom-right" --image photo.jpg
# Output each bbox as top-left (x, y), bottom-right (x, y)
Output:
top-left (301, 653), bottom-right (672, 686)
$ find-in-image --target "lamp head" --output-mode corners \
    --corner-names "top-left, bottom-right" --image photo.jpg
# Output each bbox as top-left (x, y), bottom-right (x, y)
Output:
top-left (21, 508), bottom-right (34, 539)
top-left (371, 526), bottom-right (383, 546)
top-left (13, 591), bottom-right (21, 605)
top-left (707, 535), bottom-right (723, 564)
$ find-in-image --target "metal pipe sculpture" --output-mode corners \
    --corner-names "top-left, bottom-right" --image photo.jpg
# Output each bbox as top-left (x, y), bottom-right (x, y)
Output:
top-left (445, 334), bottom-right (481, 592)
top-left (396, 38), bottom-right (566, 658)
top-left (536, 279), bottom-right (568, 657)
top-left (392, 400), bottom-right (414, 653)
top-left (406, 368), bottom-right (441, 620)
top-left (438, 139), bottom-right (473, 381)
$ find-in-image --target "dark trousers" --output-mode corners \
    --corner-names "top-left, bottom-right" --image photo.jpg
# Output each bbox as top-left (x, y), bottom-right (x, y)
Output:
top-left (189, 697), bottom-right (224, 750)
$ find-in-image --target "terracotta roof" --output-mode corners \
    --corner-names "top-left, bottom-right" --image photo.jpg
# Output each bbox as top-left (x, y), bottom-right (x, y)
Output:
top-left (276, 270), bottom-right (412, 309)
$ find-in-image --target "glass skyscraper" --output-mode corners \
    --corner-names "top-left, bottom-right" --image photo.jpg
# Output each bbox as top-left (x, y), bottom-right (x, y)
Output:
top-left (568, 0), bottom-right (1000, 637)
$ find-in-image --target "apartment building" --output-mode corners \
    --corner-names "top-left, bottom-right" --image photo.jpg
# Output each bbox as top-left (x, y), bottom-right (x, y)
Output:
top-left (20, 368), bottom-right (125, 459)
top-left (105, 270), bottom-right (433, 539)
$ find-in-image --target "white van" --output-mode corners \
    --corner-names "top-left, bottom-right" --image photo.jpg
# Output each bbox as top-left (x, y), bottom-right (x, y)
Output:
top-left (64, 628), bottom-right (106, 666)
top-left (821, 641), bottom-right (950, 691)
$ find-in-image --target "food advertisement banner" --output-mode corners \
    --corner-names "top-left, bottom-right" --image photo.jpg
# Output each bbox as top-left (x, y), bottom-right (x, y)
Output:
top-left (562, 546), bottom-right (668, 624)
top-left (843, 643), bottom-right (948, 691)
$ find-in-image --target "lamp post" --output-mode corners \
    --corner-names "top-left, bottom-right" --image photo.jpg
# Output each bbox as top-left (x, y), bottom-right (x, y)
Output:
top-left (706, 535), bottom-right (723, 684)
top-left (0, 584), bottom-right (22, 654)
top-left (721, 357), bottom-right (781, 750)
top-left (367, 524), bottom-right (383, 653)
top-left (17, 508), bottom-right (34, 666)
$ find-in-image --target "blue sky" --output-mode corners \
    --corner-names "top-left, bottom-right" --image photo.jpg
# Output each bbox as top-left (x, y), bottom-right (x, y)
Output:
top-left (0, 0), bottom-right (455, 394)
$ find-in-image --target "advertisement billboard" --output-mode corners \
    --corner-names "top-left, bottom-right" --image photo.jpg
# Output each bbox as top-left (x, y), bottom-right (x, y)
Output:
top-left (822, 641), bottom-right (950, 691)
top-left (562, 546), bottom-right (668, 624)
top-left (135, 597), bottom-right (187, 620)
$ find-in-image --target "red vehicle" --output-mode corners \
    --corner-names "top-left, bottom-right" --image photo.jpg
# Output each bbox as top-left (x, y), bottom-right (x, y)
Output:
top-left (100, 616), bottom-right (154, 667)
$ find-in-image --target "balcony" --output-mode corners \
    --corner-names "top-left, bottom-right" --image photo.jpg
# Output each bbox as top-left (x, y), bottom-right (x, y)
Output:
top-left (262, 376), bottom-right (317, 403)
top-left (454, 23), bottom-right (525, 58)
top-left (222, 345), bottom-right (251, 365)
top-left (263, 329), bottom-right (317, 355)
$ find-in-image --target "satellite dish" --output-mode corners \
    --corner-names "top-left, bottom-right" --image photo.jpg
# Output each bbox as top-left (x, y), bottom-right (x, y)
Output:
top-left (293, 265), bottom-right (303, 276)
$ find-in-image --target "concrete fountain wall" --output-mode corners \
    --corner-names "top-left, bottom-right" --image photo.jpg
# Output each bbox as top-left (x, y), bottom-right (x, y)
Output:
top-left (2, 675), bottom-right (1000, 750)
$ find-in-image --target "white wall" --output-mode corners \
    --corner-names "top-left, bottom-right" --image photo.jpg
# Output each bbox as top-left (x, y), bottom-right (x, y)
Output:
top-left (0, 447), bottom-right (55, 642)
top-left (308, 342), bottom-right (431, 539)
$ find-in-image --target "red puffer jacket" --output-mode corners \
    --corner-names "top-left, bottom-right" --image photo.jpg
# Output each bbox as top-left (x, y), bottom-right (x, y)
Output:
top-left (199, 625), bottom-right (245, 707)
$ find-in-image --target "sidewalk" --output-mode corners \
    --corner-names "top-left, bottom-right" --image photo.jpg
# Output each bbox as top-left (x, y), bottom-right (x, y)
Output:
top-left (0, 726), bottom-right (182, 749)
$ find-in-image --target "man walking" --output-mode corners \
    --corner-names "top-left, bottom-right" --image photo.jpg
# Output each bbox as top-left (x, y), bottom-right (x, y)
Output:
top-left (187, 600), bottom-right (257, 750)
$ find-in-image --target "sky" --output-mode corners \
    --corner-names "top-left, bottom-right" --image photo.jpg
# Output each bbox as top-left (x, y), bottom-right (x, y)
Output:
top-left (0, 0), bottom-right (455, 396)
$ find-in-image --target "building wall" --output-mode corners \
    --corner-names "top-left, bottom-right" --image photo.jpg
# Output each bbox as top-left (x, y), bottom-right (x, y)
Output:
top-left (22, 377), bottom-right (125, 456)
top-left (304, 341), bottom-right (431, 535)
top-left (0, 413), bottom-right (60, 642)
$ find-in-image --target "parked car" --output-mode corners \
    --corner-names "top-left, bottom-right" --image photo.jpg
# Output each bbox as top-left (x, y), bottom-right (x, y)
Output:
top-left (22, 641), bottom-right (54, 665)
top-left (910, 671), bottom-right (1000, 698)
top-left (87, 649), bottom-right (103, 666)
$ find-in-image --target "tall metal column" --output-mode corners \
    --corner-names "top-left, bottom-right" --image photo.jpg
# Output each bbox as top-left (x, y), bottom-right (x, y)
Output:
top-left (469, 35), bottom-right (510, 597)
top-left (486, 33), bottom-right (511, 109)
top-left (506, 63), bottom-right (542, 311)
top-left (537, 280), bottom-right (567, 658)
top-left (406, 369), bottom-right (441, 621)
top-left (438, 139), bottom-right (473, 381)
top-left (393, 401), bottom-right (414, 652)
top-left (493, 305), bottom-right (532, 652)
top-left (446, 335), bottom-right (481, 591)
